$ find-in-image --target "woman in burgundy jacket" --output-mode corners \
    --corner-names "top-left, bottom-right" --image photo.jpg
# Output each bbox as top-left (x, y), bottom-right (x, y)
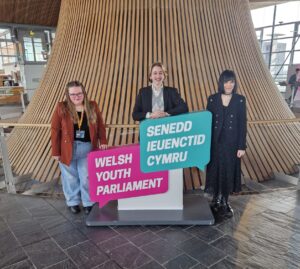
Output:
top-left (51, 81), bottom-right (107, 214)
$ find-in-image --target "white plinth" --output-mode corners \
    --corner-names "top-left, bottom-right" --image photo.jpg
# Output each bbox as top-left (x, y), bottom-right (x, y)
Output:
top-left (118, 169), bottom-right (183, 210)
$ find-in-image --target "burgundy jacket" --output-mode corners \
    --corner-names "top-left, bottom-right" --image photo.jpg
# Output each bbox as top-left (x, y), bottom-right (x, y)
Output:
top-left (51, 101), bottom-right (107, 165)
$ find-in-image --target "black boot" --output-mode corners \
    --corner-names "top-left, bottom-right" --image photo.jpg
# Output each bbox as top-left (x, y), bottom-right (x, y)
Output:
top-left (220, 196), bottom-right (233, 218)
top-left (210, 195), bottom-right (221, 212)
top-left (69, 205), bottom-right (81, 214)
top-left (225, 203), bottom-right (234, 217)
top-left (84, 206), bottom-right (93, 215)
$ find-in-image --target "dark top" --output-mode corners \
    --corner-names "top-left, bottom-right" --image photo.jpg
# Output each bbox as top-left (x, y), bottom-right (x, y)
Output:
top-left (132, 86), bottom-right (188, 121)
top-left (288, 74), bottom-right (297, 86)
top-left (218, 105), bottom-right (229, 144)
top-left (288, 73), bottom-right (300, 98)
top-left (73, 112), bottom-right (91, 142)
top-left (205, 93), bottom-right (247, 196)
top-left (207, 93), bottom-right (247, 151)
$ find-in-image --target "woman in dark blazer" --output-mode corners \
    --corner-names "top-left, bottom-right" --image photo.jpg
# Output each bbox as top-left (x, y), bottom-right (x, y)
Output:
top-left (132, 62), bottom-right (188, 121)
top-left (205, 70), bottom-right (247, 218)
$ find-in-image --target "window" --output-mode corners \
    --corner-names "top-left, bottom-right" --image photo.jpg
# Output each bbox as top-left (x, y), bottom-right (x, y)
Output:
top-left (251, 6), bottom-right (275, 28)
top-left (293, 51), bottom-right (300, 64)
top-left (273, 24), bottom-right (294, 39)
top-left (23, 36), bottom-right (46, 62)
top-left (23, 37), bottom-right (35, 61)
top-left (33, 38), bottom-right (44, 62)
top-left (262, 53), bottom-right (269, 65)
top-left (294, 25), bottom-right (300, 50)
top-left (295, 39), bottom-right (300, 50)
top-left (271, 52), bottom-right (290, 66)
top-left (272, 38), bottom-right (293, 52)
top-left (261, 41), bottom-right (271, 53)
top-left (262, 27), bottom-right (273, 40)
top-left (270, 65), bottom-right (288, 78)
top-left (0, 28), bottom-right (17, 66)
top-left (252, 3), bottom-right (300, 93)
top-left (256, 30), bottom-right (262, 41)
top-left (275, 2), bottom-right (300, 25)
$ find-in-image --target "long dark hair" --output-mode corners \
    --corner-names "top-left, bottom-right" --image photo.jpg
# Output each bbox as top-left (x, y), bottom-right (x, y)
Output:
top-left (63, 81), bottom-right (96, 124)
top-left (218, 70), bottom-right (237, 94)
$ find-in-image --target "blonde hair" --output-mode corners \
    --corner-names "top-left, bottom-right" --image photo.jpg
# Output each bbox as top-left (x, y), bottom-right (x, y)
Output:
top-left (63, 81), bottom-right (97, 125)
top-left (149, 62), bottom-right (168, 82)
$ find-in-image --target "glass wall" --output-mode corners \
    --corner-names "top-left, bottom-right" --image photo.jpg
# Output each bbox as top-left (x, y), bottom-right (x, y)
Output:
top-left (0, 25), bottom-right (55, 69)
top-left (252, 2), bottom-right (300, 92)
top-left (0, 27), bottom-right (17, 67)
top-left (23, 36), bottom-right (46, 62)
top-left (0, 25), bottom-right (56, 91)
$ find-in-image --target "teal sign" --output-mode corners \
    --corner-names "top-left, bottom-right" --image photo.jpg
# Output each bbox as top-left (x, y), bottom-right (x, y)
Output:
top-left (140, 111), bottom-right (212, 172)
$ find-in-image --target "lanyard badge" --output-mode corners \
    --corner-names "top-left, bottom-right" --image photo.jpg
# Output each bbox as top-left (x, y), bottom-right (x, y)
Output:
top-left (76, 110), bottom-right (85, 139)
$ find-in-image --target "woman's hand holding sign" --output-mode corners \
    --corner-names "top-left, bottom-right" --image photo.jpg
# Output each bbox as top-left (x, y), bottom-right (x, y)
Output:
top-left (99, 144), bottom-right (108, 150)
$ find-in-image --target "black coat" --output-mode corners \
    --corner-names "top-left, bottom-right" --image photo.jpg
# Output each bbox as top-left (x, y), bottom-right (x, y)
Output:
top-left (132, 86), bottom-right (188, 121)
top-left (205, 93), bottom-right (247, 196)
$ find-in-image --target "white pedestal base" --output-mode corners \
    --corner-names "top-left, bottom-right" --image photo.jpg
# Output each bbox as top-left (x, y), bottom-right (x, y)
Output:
top-left (118, 169), bottom-right (183, 210)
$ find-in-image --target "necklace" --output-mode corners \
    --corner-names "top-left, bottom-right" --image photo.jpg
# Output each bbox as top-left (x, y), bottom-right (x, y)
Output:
top-left (223, 92), bottom-right (232, 96)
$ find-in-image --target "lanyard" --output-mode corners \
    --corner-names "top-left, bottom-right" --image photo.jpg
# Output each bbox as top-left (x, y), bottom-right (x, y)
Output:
top-left (77, 109), bottom-right (84, 130)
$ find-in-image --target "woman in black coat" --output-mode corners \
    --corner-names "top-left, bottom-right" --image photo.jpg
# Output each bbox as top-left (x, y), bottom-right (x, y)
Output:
top-left (205, 70), bottom-right (247, 217)
top-left (132, 62), bottom-right (188, 121)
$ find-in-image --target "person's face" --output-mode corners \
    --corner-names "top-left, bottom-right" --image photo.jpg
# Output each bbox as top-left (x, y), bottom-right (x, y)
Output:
top-left (150, 66), bottom-right (165, 87)
top-left (224, 80), bottom-right (235, 95)
top-left (68, 86), bottom-right (84, 106)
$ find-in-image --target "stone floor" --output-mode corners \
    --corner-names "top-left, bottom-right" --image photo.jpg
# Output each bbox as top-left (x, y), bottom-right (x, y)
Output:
top-left (0, 105), bottom-right (299, 268)
top-left (1, 188), bottom-right (300, 269)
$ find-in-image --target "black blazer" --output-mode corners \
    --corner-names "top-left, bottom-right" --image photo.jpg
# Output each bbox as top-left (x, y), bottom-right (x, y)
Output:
top-left (207, 93), bottom-right (247, 150)
top-left (132, 86), bottom-right (188, 121)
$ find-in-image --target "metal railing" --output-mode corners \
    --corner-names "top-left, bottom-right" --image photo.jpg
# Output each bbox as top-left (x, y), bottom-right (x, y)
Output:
top-left (0, 118), bottom-right (300, 194)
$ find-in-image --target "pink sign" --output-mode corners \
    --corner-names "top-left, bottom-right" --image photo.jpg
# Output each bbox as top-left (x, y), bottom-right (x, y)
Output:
top-left (88, 144), bottom-right (169, 207)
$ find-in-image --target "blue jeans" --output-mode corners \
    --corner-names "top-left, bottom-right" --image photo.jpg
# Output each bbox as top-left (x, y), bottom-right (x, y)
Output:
top-left (59, 141), bottom-right (93, 207)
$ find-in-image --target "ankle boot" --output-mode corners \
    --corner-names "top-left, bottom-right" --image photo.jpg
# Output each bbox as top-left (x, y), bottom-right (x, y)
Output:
top-left (226, 203), bottom-right (234, 216)
top-left (220, 196), bottom-right (233, 217)
top-left (210, 195), bottom-right (221, 212)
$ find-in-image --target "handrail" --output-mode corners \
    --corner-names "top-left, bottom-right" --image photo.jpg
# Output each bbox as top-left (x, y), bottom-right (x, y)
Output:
top-left (0, 118), bottom-right (300, 128)
top-left (0, 123), bottom-right (139, 128)
top-left (248, 118), bottom-right (300, 124)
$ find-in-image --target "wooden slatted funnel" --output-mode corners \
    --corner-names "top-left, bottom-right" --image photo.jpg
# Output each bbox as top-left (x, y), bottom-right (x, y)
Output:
top-left (7, 0), bottom-right (300, 188)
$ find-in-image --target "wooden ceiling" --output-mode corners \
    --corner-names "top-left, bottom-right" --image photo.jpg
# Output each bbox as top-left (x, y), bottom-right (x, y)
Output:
top-left (0, 0), bottom-right (297, 27)
top-left (0, 0), bottom-right (61, 27)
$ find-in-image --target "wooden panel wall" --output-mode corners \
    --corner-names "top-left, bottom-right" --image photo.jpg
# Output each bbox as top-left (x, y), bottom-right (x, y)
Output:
top-left (6, 0), bottom-right (300, 190)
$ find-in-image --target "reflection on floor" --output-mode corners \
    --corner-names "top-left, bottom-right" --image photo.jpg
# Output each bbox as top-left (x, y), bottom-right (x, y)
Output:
top-left (0, 188), bottom-right (300, 269)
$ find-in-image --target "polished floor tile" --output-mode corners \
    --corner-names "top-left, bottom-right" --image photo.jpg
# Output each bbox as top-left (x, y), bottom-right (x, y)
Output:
top-left (141, 239), bottom-right (183, 264)
top-left (66, 241), bottom-right (109, 268)
top-left (176, 237), bottom-right (226, 267)
top-left (0, 189), bottom-right (300, 268)
top-left (164, 254), bottom-right (198, 269)
top-left (23, 239), bottom-right (67, 269)
top-left (109, 243), bottom-right (151, 269)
